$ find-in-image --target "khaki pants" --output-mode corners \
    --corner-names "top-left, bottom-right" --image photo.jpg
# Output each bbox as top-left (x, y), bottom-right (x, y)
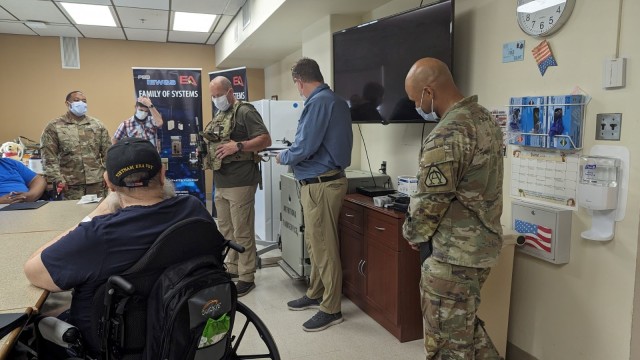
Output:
top-left (421, 257), bottom-right (500, 360)
top-left (215, 184), bottom-right (258, 283)
top-left (64, 182), bottom-right (105, 200)
top-left (300, 173), bottom-right (347, 314)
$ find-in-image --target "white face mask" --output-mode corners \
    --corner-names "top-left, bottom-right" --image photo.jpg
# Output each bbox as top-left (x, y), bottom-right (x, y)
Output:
top-left (212, 94), bottom-right (230, 111)
top-left (68, 101), bottom-right (87, 117)
top-left (416, 89), bottom-right (438, 122)
top-left (135, 109), bottom-right (149, 120)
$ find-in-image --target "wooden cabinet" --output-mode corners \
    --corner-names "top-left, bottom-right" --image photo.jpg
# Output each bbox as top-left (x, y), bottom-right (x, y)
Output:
top-left (339, 194), bottom-right (422, 342)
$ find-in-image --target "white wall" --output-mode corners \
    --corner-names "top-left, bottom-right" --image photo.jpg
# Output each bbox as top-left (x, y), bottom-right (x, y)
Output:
top-left (262, 0), bottom-right (640, 359)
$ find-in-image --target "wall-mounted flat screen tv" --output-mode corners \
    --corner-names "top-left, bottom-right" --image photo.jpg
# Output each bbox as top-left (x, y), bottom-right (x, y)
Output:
top-left (333, 0), bottom-right (454, 124)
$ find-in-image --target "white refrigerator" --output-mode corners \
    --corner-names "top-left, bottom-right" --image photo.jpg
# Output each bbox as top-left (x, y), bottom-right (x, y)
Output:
top-left (251, 100), bottom-right (304, 246)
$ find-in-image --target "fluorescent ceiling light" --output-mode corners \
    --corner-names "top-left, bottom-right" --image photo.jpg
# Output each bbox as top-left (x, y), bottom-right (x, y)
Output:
top-left (517, 0), bottom-right (565, 14)
top-left (173, 12), bottom-right (217, 32)
top-left (25, 21), bottom-right (47, 29)
top-left (60, 2), bottom-right (116, 27)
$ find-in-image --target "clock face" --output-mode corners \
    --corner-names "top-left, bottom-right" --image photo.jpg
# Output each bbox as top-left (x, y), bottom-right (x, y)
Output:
top-left (517, 0), bottom-right (575, 37)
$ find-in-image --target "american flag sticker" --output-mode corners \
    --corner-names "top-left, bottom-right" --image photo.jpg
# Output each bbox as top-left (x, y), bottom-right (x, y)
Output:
top-left (515, 219), bottom-right (552, 253)
top-left (531, 40), bottom-right (557, 76)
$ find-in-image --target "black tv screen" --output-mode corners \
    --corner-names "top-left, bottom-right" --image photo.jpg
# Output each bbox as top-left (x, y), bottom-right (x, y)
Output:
top-left (333, 0), bottom-right (454, 124)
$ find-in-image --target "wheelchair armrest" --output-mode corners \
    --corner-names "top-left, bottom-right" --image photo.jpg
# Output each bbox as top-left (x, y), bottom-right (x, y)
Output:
top-left (224, 240), bottom-right (245, 253)
top-left (38, 317), bottom-right (81, 348)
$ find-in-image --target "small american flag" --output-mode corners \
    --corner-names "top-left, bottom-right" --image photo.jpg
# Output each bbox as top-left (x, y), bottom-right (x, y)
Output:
top-left (515, 219), bottom-right (552, 253)
top-left (531, 40), bottom-right (557, 76)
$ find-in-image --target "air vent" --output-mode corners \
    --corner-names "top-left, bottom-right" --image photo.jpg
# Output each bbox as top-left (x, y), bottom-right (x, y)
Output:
top-left (60, 37), bottom-right (80, 69)
top-left (242, 0), bottom-right (251, 29)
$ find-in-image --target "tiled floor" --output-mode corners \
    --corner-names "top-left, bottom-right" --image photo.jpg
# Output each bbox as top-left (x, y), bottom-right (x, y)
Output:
top-left (234, 265), bottom-right (425, 360)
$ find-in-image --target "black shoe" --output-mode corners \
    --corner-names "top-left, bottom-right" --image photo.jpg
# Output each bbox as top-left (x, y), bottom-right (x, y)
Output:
top-left (236, 281), bottom-right (255, 297)
top-left (287, 295), bottom-right (321, 311)
top-left (302, 310), bottom-right (343, 332)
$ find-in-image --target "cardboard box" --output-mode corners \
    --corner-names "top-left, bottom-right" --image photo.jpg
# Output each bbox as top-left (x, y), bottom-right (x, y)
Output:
top-left (546, 95), bottom-right (585, 150)
top-left (397, 175), bottom-right (418, 195)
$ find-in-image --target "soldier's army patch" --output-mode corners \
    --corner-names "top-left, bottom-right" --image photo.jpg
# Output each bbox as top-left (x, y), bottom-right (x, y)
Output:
top-left (425, 165), bottom-right (448, 187)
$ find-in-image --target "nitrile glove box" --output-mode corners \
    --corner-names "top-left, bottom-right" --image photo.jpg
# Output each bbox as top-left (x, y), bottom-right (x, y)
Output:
top-left (546, 95), bottom-right (584, 150)
top-left (397, 176), bottom-right (418, 195)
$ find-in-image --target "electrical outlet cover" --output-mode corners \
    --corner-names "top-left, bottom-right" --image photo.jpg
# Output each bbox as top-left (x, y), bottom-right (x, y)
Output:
top-left (595, 113), bottom-right (622, 140)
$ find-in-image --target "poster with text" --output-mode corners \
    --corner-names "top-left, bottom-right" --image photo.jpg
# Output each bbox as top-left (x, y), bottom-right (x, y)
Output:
top-left (132, 67), bottom-right (205, 202)
top-left (208, 66), bottom-right (248, 115)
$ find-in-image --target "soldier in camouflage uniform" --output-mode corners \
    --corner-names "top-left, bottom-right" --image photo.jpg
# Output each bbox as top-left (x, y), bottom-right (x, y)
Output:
top-left (41, 91), bottom-right (111, 200)
top-left (403, 58), bottom-right (504, 360)
top-left (201, 76), bottom-right (271, 297)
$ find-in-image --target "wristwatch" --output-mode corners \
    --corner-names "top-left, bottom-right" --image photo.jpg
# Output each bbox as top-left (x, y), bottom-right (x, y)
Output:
top-left (148, 104), bottom-right (155, 108)
top-left (236, 141), bottom-right (244, 151)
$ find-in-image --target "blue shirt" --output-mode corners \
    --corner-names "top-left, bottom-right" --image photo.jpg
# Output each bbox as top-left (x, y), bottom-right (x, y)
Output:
top-left (41, 195), bottom-right (217, 351)
top-left (279, 84), bottom-right (353, 180)
top-left (0, 158), bottom-right (37, 196)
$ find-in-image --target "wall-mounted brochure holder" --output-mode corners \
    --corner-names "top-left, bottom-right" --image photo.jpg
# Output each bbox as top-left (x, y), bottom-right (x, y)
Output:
top-left (507, 95), bottom-right (586, 151)
top-left (512, 200), bottom-right (572, 264)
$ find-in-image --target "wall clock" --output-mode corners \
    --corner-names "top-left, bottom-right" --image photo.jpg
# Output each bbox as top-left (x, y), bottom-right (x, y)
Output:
top-left (517, 0), bottom-right (576, 37)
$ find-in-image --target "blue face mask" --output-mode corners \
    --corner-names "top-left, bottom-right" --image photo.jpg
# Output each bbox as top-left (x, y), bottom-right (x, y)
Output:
top-left (416, 89), bottom-right (438, 122)
top-left (69, 101), bottom-right (87, 117)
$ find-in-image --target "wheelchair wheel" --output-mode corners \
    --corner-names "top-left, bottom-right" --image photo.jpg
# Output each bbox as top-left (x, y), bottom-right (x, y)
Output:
top-left (228, 301), bottom-right (280, 360)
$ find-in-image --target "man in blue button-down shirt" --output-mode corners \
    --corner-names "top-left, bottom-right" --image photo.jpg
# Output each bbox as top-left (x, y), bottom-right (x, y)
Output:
top-left (277, 57), bottom-right (352, 332)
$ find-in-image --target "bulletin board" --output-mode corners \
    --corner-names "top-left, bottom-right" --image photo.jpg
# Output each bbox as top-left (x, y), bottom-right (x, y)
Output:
top-left (510, 148), bottom-right (579, 209)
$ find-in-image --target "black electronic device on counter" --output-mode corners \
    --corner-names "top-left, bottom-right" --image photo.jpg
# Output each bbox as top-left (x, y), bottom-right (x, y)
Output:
top-left (388, 202), bottom-right (409, 213)
top-left (356, 186), bottom-right (396, 197)
top-left (388, 193), bottom-right (410, 204)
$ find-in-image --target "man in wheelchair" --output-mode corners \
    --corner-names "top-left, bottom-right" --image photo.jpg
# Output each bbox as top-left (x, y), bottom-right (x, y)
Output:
top-left (23, 137), bottom-right (220, 358)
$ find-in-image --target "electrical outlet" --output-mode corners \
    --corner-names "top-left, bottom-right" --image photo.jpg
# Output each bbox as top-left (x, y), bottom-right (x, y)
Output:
top-left (595, 113), bottom-right (622, 140)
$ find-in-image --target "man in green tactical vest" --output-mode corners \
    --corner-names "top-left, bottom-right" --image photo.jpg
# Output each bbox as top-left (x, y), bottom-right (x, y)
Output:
top-left (201, 76), bottom-right (272, 297)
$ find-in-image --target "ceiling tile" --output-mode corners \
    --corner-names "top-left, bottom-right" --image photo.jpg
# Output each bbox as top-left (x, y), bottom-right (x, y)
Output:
top-left (116, 7), bottom-right (168, 30)
top-left (1, 0), bottom-right (70, 23)
top-left (112, 0), bottom-right (169, 11)
top-left (223, 0), bottom-right (246, 16)
top-left (30, 23), bottom-right (82, 37)
top-left (0, 7), bottom-right (17, 20)
top-left (206, 32), bottom-right (222, 45)
top-left (171, 0), bottom-right (227, 14)
top-left (76, 25), bottom-right (125, 40)
top-left (0, 21), bottom-right (36, 35)
top-left (168, 30), bottom-right (209, 44)
top-left (212, 14), bottom-right (232, 33)
top-left (124, 28), bottom-right (166, 42)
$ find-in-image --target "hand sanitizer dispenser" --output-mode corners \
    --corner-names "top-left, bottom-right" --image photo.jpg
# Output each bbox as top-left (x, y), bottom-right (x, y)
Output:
top-left (577, 155), bottom-right (620, 241)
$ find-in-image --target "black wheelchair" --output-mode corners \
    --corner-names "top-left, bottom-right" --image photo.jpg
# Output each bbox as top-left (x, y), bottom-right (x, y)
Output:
top-left (27, 218), bottom-right (280, 360)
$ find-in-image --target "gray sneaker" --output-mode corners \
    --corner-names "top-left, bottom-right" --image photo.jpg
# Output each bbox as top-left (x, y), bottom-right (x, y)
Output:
top-left (302, 311), bottom-right (343, 332)
top-left (287, 295), bottom-right (321, 311)
top-left (236, 281), bottom-right (255, 297)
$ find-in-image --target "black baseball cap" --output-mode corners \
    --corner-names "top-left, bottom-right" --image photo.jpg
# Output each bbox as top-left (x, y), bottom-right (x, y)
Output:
top-left (107, 137), bottom-right (161, 187)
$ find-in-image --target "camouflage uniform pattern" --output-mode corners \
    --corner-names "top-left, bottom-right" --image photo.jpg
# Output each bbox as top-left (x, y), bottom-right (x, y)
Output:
top-left (41, 113), bottom-right (110, 199)
top-left (403, 95), bottom-right (504, 268)
top-left (421, 257), bottom-right (500, 359)
top-left (402, 96), bottom-right (504, 359)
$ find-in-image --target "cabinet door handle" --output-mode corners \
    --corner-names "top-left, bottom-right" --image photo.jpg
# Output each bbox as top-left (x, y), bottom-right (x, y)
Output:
top-left (357, 260), bottom-right (364, 275)
top-left (345, 213), bottom-right (355, 218)
top-left (374, 226), bottom-right (386, 231)
top-left (361, 260), bottom-right (366, 275)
